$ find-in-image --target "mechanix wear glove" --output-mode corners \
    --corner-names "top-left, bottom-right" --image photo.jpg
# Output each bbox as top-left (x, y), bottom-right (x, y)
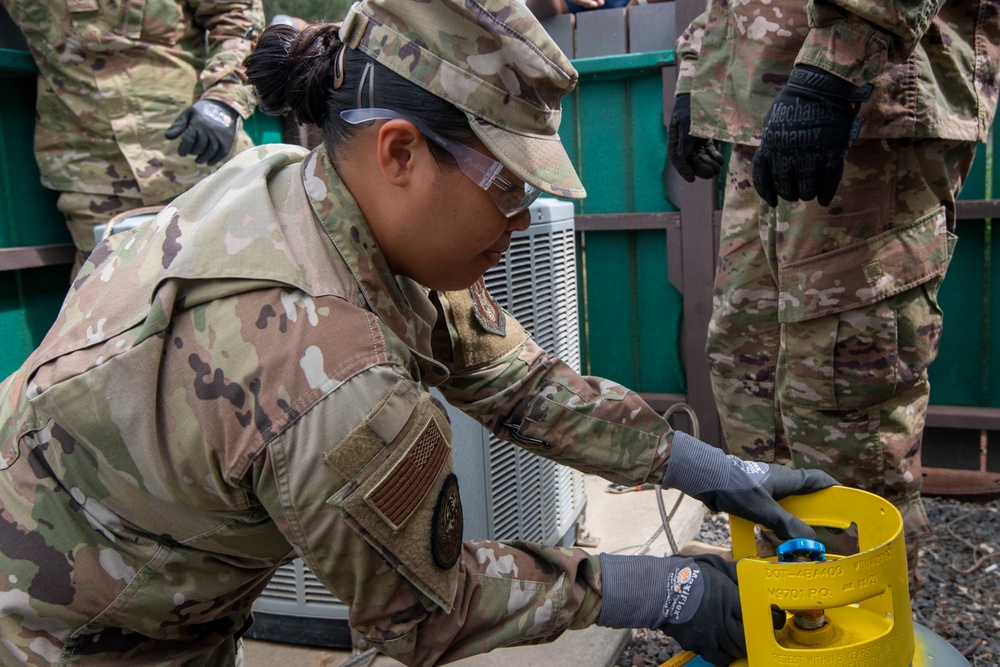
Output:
top-left (599, 554), bottom-right (745, 666)
top-left (668, 93), bottom-right (724, 183)
top-left (165, 99), bottom-right (239, 166)
top-left (752, 65), bottom-right (873, 207)
top-left (662, 432), bottom-right (838, 541)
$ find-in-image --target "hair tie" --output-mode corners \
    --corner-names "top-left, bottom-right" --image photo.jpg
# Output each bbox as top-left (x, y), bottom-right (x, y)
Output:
top-left (357, 61), bottom-right (375, 109)
top-left (333, 43), bottom-right (347, 90)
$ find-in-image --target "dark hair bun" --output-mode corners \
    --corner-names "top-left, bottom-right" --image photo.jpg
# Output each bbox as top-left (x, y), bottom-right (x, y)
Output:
top-left (244, 23), bottom-right (342, 126)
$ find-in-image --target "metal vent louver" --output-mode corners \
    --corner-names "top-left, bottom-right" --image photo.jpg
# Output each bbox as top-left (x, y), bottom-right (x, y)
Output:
top-left (480, 216), bottom-right (584, 543)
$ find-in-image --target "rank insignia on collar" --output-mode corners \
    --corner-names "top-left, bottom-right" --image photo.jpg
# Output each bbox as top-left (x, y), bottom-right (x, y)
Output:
top-left (470, 278), bottom-right (506, 336)
top-left (431, 473), bottom-right (463, 569)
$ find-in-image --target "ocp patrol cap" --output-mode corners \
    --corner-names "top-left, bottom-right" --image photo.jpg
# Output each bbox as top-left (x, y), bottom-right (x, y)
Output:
top-left (339, 0), bottom-right (586, 200)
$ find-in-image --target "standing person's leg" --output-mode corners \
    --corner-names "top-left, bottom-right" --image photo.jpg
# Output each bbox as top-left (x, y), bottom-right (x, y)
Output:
top-left (771, 138), bottom-right (976, 587)
top-left (57, 191), bottom-right (145, 280)
top-left (703, 144), bottom-right (807, 559)
top-left (706, 144), bottom-right (787, 464)
top-left (703, 144), bottom-right (813, 561)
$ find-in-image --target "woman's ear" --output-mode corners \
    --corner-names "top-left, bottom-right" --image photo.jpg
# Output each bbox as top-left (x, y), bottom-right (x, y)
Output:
top-left (376, 120), bottom-right (424, 187)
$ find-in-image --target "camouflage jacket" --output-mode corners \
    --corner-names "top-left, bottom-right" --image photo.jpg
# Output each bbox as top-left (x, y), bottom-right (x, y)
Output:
top-left (0, 144), bottom-right (676, 666)
top-left (676, 0), bottom-right (1000, 145)
top-left (2, 0), bottom-right (263, 205)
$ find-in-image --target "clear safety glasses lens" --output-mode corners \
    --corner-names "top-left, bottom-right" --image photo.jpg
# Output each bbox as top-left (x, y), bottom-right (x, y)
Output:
top-left (492, 178), bottom-right (541, 218)
top-left (340, 108), bottom-right (539, 218)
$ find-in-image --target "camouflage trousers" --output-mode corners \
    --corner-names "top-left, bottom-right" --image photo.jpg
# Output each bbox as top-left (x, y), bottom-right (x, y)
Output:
top-left (57, 189), bottom-right (144, 279)
top-left (707, 138), bottom-right (977, 569)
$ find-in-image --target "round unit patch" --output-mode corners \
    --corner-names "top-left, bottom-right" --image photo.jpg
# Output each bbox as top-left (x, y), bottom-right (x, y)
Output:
top-left (431, 473), bottom-right (463, 569)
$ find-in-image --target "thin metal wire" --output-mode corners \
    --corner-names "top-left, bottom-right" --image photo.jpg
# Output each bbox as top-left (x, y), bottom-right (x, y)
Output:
top-left (341, 648), bottom-right (378, 667)
top-left (656, 403), bottom-right (701, 554)
top-left (633, 403), bottom-right (700, 556)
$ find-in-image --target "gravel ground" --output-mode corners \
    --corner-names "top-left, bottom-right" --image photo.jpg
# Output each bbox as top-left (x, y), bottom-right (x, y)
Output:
top-left (616, 495), bottom-right (1000, 667)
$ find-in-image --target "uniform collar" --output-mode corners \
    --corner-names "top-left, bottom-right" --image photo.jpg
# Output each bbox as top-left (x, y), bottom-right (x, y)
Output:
top-left (302, 146), bottom-right (437, 359)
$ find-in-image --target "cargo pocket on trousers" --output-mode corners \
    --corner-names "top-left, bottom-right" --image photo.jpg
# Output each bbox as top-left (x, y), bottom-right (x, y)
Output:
top-left (777, 207), bottom-right (952, 324)
top-left (777, 207), bottom-right (955, 412)
top-left (326, 388), bottom-right (461, 612)
top-left (779, 301), bottom-right (900, 411)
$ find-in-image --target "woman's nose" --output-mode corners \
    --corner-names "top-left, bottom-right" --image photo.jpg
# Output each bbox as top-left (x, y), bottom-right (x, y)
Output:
top-left (507, 208), bottom-right (531, 232)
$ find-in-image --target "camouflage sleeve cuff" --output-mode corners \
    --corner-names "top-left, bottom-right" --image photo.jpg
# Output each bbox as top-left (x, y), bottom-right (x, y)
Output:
top-left (198, 27), bottom-right (260, 119)
top-left (795, 17), bottom-right (890, 86)
top-left (675, 70), bottom-right (696, 97)
top-left (673, 10), bottom-right (707, 97)
top-left (797, 0), bottom-right (943, 87)
top-left (193, 0), bottom-right (265, 119)
top-left (644, 431), bottom-right (671, 486)
top-left (201, 87), bottom-right (254, 121)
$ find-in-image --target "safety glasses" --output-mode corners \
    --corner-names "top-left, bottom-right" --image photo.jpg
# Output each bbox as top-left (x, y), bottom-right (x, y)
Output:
top-left (340, 108), bottom-right (541, 218)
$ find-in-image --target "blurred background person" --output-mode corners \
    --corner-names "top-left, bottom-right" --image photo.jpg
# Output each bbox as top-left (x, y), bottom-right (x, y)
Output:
top-left (2, 0), bottom-right (264, 277)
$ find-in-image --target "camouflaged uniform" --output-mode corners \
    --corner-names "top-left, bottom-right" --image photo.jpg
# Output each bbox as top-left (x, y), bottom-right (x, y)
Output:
top-left (2, 0), bottom-right (263, 259)
top-left (676, 0), bottom-right (1000, 562)
top-left (0, 143), bottom-right (677, 666)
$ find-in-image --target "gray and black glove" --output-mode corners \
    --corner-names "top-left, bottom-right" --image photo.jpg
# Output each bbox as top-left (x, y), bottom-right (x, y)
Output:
top-left (663, 432), bottom-right (838, 541)
top-left (752, 65), bottom-right (873, 207)
top-left (668, 93), bottom-right (724, 183)
top-left (599, 554), bottom-right (744, 666)
top-left (165, 99), bottom-right (238, 166)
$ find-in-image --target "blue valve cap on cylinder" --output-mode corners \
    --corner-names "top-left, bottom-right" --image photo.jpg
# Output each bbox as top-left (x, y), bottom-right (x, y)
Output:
top-left (776, 538), bottom-right (827, 562)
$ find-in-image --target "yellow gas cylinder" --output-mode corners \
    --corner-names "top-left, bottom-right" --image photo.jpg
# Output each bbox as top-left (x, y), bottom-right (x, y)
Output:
top-left (661, 486), bottom-right (971, 667)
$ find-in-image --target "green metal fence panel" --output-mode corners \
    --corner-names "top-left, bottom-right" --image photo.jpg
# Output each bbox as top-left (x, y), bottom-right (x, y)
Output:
top-left (0, 48), bottom-right (72, 380)
top-left (990, 218), bottom-right (999, 408)
top-left (960, 141), bottom-right (989, 200)
top-left (563, 51), bottom-right (685, 394)
top-left (244, 112), bottom-right (284, 145)
top-left (634, 229), bottom-right (685, 390)
top-left (930, 221), bottom-right (988, 406)
top-left (929, 138), bottom-right (998, 408)
top-left (570, 52), bottom-right (673, 216)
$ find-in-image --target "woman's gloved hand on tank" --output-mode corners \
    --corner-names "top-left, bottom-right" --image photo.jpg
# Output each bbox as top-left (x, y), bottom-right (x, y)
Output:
top-left (598, 553), bottom-right (745, 666)
top-left (662, 432), bottom-right (838, 540)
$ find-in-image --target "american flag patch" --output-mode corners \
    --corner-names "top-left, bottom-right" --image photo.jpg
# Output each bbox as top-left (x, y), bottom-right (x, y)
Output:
top-left (367, 418), bottom-right (449, 530)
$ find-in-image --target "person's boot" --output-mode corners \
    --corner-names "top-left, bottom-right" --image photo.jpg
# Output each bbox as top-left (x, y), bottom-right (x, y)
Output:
top-left (574, 522), bottom-right (600, 548)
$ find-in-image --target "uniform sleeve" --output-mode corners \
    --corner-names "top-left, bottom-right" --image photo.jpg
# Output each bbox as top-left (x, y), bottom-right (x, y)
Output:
top-left (431, 288), bottom-right (674, 486)
top-left (674, 8), bottom-right (709, 96)
top-left (253, 364), bottom-right (606, 667)
top-left (186, 0), bottom-right (264, 118)
top-left (796, 0), bottom-right (943, 86)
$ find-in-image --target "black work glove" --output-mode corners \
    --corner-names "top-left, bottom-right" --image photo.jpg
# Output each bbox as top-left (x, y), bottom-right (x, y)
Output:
top-left (165, 99), bottom-right (238, 166)
top-left (668, 93), bottom-right (724, 182)
top-left (752, 65), bottom-right (873, 207)
top-left (662, 432), bottom-right (838, 541)
top-left (599, 554), bottom-right (745, 666)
